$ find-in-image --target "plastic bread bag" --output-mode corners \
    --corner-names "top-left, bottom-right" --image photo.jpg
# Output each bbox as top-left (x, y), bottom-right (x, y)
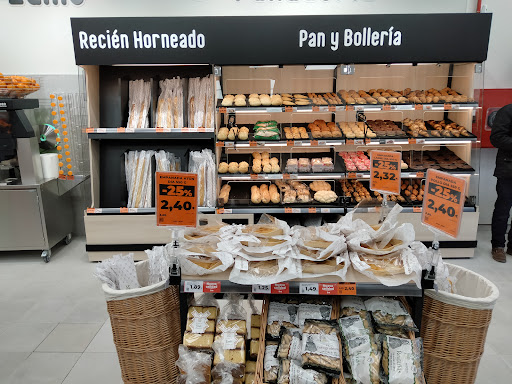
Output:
top-left (211, 362), bottom-right (245, 384)
top-left (276, 327), bottom-right (303, 360)
top-left (299, 251), bottom-right (349, 280)
top-left (176, 242), bottom-right (234, 276)
top-left (364, 297), bottom-right (418, 332)
top-left (376, 325), bottom-right (410, 339)
top-left (291, 226), bottom-right (347, 261)
top-left (266, 300), bottom-right (300, 339)
top-left (277, 359), bottom-right (290, 384)
top-left (94, 253), bottom-right (140, 290)
top-left (289, 358), bottom-right (328, 384)
top-left (182, 223), bottom-right (236, 244)
top-left (183, 293), bottom-right (219, 350)
top-left (301, 319), bottom-right (342, 377)
top-left (346, 221), bottom-right (415, 256)
top-left (264, 342), bottom-right (280, 383)
top-left (349, 248), bottom-right (423, 288)
top-left (241, 216), bottom-right (291, 238)
top-left (380, 335), bottom-right (424, 384)
top-left (298, 299), bottom-right (333, 327)
top-left (247, 294), bottom-right (262, 341)
top-left (340, 296), bottom-right (367, 318)
top-left (229, 257), bottom-right (300, 286)
top-left (176, 345), bottom-right (212, 384)
top-left (203, 149), bottom-right (217, 208)
top-left (217, 293), bottom-right (247, 331)
top-left (144, 245), bottom-right (170, 285)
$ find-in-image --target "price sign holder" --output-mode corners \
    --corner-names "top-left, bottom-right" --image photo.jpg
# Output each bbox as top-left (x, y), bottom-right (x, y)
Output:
top-left (369, 150), bottom-right (401, 222)
top-left (421, 169), bottom-right (466, 283)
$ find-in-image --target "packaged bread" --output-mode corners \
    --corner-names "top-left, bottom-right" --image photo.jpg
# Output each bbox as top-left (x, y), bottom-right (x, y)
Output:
top-left (183, 224), bottom-right (228, 242)
top-left (300, 258), bottom-right (345, 276)
top-left (266, 301), bottom-right (299, 339)
top-left (277, 359), bottom-right (290, 384)
top-left (357, 251), bottom-right (407, 276)
top-left (380, 335), bottom-right (424, 384)
top-left (289, 360), bottom-right (328, 384)
top-left (184, 332), bottom-right (215, 350)
top-left (276, 328), bottom-right (302, 360)
top-left (246, 360), bottom-right (256, 374)
top-left (176, 345), bottom-right (212, 384)
top-left (364, 297), bottom-right (417, 332)
top-left (183, 294), bottom-right (219, 350)
top-left (217, 320), bottom-right (247, 335)
top-left (301, 319), bottom-right (341, 377)
top-left (376, 325), bottom-right (410, 339)
top-left (340, 296), bottom-right (367, 318)
top-left (251, 314), bottom-right (261, 328)
top-left (264, 342), bottom-right (279, 383)
top-left (212, 362), bottom-right (245, 384)
top-left (249, 339), bottom-right (259, 360)
top-left (245, 373), bottom-right (255, 384)
top-left (250, 327), bottom-right (260, 340)
top-left (241, 224), bottom-right (285, 238)
top-left (298, 300), bottom-right (333, 327)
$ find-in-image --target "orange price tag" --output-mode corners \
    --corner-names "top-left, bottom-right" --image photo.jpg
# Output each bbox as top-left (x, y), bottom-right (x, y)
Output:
top-left (338, 283), bottom-right (357, 295)
top-left (156, 172), bottom-right (197, 227)
top-left (370, 151), bottom-right (401, 195)
top-left (283, 174), bottom-right (291, 180)
top-left (328, 105), bottom-right (336, 112)
top-left (249, 141), bottom-right (258, 147)
top-left (413, 206), bottom-right (422, 213)
top-left (250, 174), bottom-right (259, 180)
top-left (416, 172), bottom-right (425, 178)
top-left (312, 106), bottom-right (320, 112)
top-left (216, 142), bottom-right (225, 147)
top-left (287, 140), bottom-right (294, 146)
top-left (66, 175), bottom-right (75, 181)
top-left (308, 207), bottom-right (317, 214)
top-left (364, 138), bottom-right (371, 145)
top-left (346, 139), bottom-right (355, 145)
top-left (285, 106), bottom-right (293, 112)
top-left (319, 283), bottom-right (338, 295)
top-left (217, 208), bottom-right (225, 214)
top-left (444, 103), bottom-right (452, 110)
top-left (284, 207), bottom-right (293, 213)
top-left (415, 104), bottom-right (423, 110)
top-left (408, 138), bottom-right (417, 144)
top-left (382, 104), bottom-right (391, 111)
top-left (219, 107), bottom-right (227, 114)
top-left (117, 127), bottom-right (126, 133)
top-left (86, 128), bottom-right (94, 133)
top-left (346, 105), bottom-right (354, 111)
top-left (310, 140), bottom-right (319, 146)
top-left (120, 207), bottom-right (129, 213)
top-left (421, 169), bottom-right (466, 238)
top-left (156, 127), bottom-right (164, 133)
top-left (58, 174), bottom-right (66, 180)
top-left (347, 172), bottom-right (356, 179)
top-left (86, 208), bottom-right (95, 214)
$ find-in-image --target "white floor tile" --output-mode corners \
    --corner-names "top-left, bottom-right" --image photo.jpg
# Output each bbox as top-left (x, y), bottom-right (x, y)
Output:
top-left (85, 320), bottom-right (117, 353)
top-left (62, 352), bottom-right (123, 384)
top-left (35, 323), bottom-right (102, 353)
top-left (63, 298), bottom-right (109, 324)
top-left (0, 323), bottom-right (56, 352)
top-left (5, 352), bottom-right (80, 384)
top-left (0, 352), bottom-right (31, 380)
top-left (474, 354), bottom-right (512, 384)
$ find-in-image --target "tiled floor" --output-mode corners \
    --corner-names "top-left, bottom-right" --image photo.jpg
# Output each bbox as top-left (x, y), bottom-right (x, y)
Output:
top-left (0, 225), bottom-right (510, 383)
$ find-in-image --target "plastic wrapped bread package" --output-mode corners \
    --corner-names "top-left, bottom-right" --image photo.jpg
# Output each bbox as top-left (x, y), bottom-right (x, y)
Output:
top-left (183, 293), bottom-right (219, 351)
top-left (290, 226), bottom-right (347, 261)
top-left (301, 319), bottom-right (342, 377)
top-left (266, 300), bottom-right (300, 340)
top-left (364, 297), bottom-right (418, 333)
top-left (156, 77), bottom-right (184, 129)
top-left (155, 150), bottom-right (179, 172)
top-left (144, 245), bottom-right (171, 285)
top-left (127, 79), bottom-right (151, 129)
top-left (228, 256), bottom-right (300, 285)
top-left (188, 149), bottom-right (216, 207)
top-left (125, 150), bottom-right (155, 208)
top-left (176, 242), bottom-right (234, 276)
top-left (182, 223), bottom-right (240, 244)
top-left (380, 335), bottom-right (424, 384)
top-left (188, 75), bottom-right (214, 129)
top-left (176, 345), bottom-right (212, 384)
top-left (93, 253), bottom-right (140, 290)
top-left (298, 252), bottom-right (350, 280)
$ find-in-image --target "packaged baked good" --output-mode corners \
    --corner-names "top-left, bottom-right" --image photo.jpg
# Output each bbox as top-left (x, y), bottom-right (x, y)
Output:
top-left (292, 226), bottom-right (347, 262)
top-left (179, 243), bottom-right (234, 276)
top-left (264, 342), bottom-right (280, 383)
top-left (212, 362), bottom-right (245, 384)
top-left (183, 294), bottom-right (219, 350)
top-left (298, 301), bottom-right (332, 327)
top-left (285, 158), bottom-right (299, 173)
top-left (246, 360), bottom-right (256, 374)
top-left (277, 359), bottom-right (290, 384)
top-left (300, 257), bottom-right (347, 279)
top-left (340, 296), bottom-right (366, 318)
top-left (245, 373), bottom-right (255, 384)
top-left (176, 345), bottom-right (212, 384)
top-left (184, 332), bottom-right (215, 350)
top-left (380, 335), bottom-right (424, 384)
top-left (364, 297), bottom-right (418, 332)
top-left (276, 328), bottom-right (302, 360)
top-left (229, 257), bottom-right (299, 285)
top-left (266, 301), bottom-right (299, 339)
top-left (301, 319), bottom-right (342, 377)
top-left (289, 359), bottom-right (328, 384)
top-left (182, 224), bottom-right (230, 243)
top-left (298, 158), bottom-right (311, 173)
top-left (376, 325), bottom-right (410, 339)
top-left (249, 339), bottom-right (259, 360)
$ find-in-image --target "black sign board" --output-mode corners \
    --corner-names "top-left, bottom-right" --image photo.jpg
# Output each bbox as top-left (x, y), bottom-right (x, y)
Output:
top-left (71, 14), bottom-right (492, 65)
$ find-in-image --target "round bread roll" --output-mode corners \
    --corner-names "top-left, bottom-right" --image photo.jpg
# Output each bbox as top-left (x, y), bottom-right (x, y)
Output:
top-left (221, 98), bottom-right (233, 106)
top-left (249, 97), bottom-right (261, 107)
top-left (239, 161), bottom-right (249, 173)
top-left (218, 127), bottom-right (229, 140)
top-left (218, 162), bottom-right (229, 173)
top-left (228, 162), bottom-right (239, 173)
top-left (271, 163), bottom-right (280, 173)
top-left (263, 164), bottom-right (272, 173)
top-left (234, 98), bottom-right (246, 107)
top-left (252, 152), bottom-right (261, 159)
top-left (238, 130), bottom-right (248, 140)
top-left (261, 151), bottom-right (270, 159)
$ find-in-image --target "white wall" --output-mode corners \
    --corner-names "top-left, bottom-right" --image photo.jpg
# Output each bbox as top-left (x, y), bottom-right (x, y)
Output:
top-left (0, 0), bottom-right (474, 75)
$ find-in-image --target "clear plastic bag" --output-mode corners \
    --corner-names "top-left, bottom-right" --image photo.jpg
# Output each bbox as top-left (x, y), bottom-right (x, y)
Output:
top-left (298, 300), bottom-right (333, 327)
top-left (289, 359), bottom-right (328, 384)
top-left (183, 294), bottom-right (219, 350)
top-left (299, 253), bottom-right (349, 280)
top-left (291, 226), bottom-right (347, 261)
top-left (144, 245), bottom-right (170, 285)
top-left (94, 253), bottom-right (140, 290)
top-left (211, 362), bottom-right (245, 384)
top-left (364, 297), bottom-right (418, 333)
top-left (266, 300), bottom-right (300, 339)
top-left (340, 296), bottom-right (367, 318)
top-left (276, 328), bottom-right (303, 360)
top-left (380, 335), bottom-right (424, 384)
top-left (264, 342), bottom-right (280, 383)
top-left (301, 319), bottom-right (342, 377)
top-left (229, 257), bottom-right (300, 285)
top-left (176, 345), bottom-right (212, 384)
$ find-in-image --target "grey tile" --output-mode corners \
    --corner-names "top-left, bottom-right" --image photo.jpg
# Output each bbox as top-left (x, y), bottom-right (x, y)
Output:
top-left (0, 352), bottom-right (30, 380)
top-left (19, 298), bottom-right (75, 323)
top-left (6, 352), bottom-right (80, 384)
top-left (0, 299), bottom-right (37, 322)
top-left (63, 298), bottom-right (109, 324)
top-left (0, 323), bottom-right (56, 352)
top-left (475, 354), bottom-right (512, 384)
top-left (85, 320), bottom-right (117, 353)
top-left (36, 323), bottom-right (102, 353)
top-left (62, 352), bottom-right (123, 384)
top-left (503, 355), bottom-right (512, 370)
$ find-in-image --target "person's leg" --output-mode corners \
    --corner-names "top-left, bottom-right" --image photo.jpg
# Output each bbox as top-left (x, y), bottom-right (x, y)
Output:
top-left (492, 178), bottom-right (512, 255)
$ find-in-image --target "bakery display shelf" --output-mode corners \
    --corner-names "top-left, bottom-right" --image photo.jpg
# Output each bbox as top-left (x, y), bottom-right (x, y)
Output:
top-left (345, 205), bottom-right (477, 214)
top-left (85, 207), bottom-right (216, 214)
top-left (217, 105), bottom-right (347, 114)
top-left (345, 102), bottom-right (479, 112)
top-left (364, 137), bottom-right (476, 145)
top-left (87, 128), bottom-right (215, 140)
top-left (217, 207), bottom-right (345, 214)
top-left (218, 139), bottom-right (345, 148)
top-left (180, 268), bottom-right (422, 297)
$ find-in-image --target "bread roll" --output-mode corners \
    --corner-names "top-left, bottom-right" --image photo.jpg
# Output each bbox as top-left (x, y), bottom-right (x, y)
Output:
top-left (218, 162), bottom-right (229, 173)
top-left (219, 184), bottom-right (231, 205)
top-left (269, 184), bottom-right (280, 203)
top-left (251, 185), bottom-right (261, 204)
top-left (228, 162), bottom-right (239, 174)
top-left (260, 184), bottom-right (270, 204)
top-left (238, 161), bottom-right (249, 173)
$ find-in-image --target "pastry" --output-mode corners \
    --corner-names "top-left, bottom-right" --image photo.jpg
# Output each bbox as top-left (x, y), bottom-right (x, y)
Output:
top-left (218, 162), bottom-right (229, 173)
top-left (260, 184), bottom-right (271, 204)
top-left (218, 127), bottom-right (229, 141)
top-left (251, 185), bottom-right (261, 204)
top-left (183, 332), bottom-right (214, 349)
top-left (219, 184), bottom-right (231, 205)
top-left (238, 161), bottom-right (249, 174)
top-left (228, 162), bottom-right (239, 174)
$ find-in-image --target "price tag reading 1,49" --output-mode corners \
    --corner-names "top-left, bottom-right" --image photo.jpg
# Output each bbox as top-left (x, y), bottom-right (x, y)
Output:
top-left (421, 169), bottom-right (466, 238)
top-left (370, 150), bottom-right (401, 195)
top-left (156, 172), bottom-right (197, 227)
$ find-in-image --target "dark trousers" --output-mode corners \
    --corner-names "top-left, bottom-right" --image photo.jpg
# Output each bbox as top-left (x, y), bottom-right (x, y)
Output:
top-left (491, 178), bottom-right (512, 248)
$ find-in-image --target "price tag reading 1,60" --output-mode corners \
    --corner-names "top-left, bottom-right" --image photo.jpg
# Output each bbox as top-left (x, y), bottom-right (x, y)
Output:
top-left (300, 283), bottom-right (319, 295)
top-left (370, 150), bottom-right (401, 195)
top-left (156, 172), bottom-right (197, 227)
top-left (184, 281), bottom-right (204, 293)
top-left (421, 169), bottom-right (466, 238)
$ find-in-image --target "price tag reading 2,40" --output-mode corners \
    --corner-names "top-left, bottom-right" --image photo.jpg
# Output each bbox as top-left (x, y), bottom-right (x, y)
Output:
top-left (421, 169), bottom-right (466, 238)
top-left (370, 150), bottom-right (401, 195)
top-left (156, 172), bottom-right (197, 227)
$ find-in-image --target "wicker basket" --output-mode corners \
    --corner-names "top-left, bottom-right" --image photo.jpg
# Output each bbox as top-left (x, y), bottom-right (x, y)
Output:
top-left (103, 260), bottom-right (182, 384)
top-left (420, 264), bottom-right (499, 384)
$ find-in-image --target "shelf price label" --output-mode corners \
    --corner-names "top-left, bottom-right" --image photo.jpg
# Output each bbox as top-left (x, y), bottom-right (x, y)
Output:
top-left (421, 169), bottom-right (466, 238)
top-left (319, 283), bottom-right (338, 295)
top-left (338, 282), bottom-right (357, 295)
top-left (219, 107), bottom-right (227, 114)
top-left (300, 283), bottom-right (319, 295)
top-left (156, 172), bottom-right (197, 227)
top-left (370, 150), bottom-right (401, 195)
top-left (184, 281), bottom-right (204, 293)
top-left (312, 106), bottom-right (320, 112)
top-left (271, 282), bottom-right (289, 294)
top-left (203, 281), bottom-right (221, 293)
top-left (252, 284), bottom-right (271, 294)
top-left (415, 104), bottom-right (423, 111)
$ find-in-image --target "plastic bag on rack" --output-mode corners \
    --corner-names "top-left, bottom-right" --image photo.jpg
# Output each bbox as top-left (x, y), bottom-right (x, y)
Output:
top-left (350, 247), bottom-right (423, 288)
top-left (94, 253), bottom-right (140, 290)
top-left (177, 243), bottom-right (234, 276)
top-left (339, 296), bottom-right (368, 319)
top-left (211, 362), bottom-right (245, 384)
top-left (183, 293), bottom-right (219, 350)
top-left (298, 298), bottom-right (333, 327)
top-left (144, 245), bottom-right (170, 285)
top-left (229, 256), bottom-right (300, 285)
top-left (176, 345), bottom-right (212, 384)
top-left (264, 342), bottom-right (280, 383)
top-left (182, 223), bottom-right (235, 243)
top-left (298, 251), bottom-right (350, 280)
top-left (346, 221), bottom-right (415, 256)
top-left (276, 328), bottom-right (303, 360)
top-left (364, 297), bottom-right (418, 333)
top-left (379, 335), bottom-right (424, 384)
top-left (291, 226), bottom-right (347, 261)
top-left (213, 295), bottom-right (247, 366)
top-left (301, 319), bottom-right (342, 377)
top-left (289, 360), bottom-right (328, 384)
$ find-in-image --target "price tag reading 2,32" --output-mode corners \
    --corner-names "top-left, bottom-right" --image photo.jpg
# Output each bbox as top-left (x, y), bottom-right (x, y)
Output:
top-left (370, 150), bottom-right (401, 195)
top-left (421, 169), bottom-right (466, 238)
top-left (156, 172), bottom-right (197, 227)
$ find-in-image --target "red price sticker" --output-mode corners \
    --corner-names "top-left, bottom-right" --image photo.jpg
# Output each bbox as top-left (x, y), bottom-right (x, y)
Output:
top-left (308, 207), bottom-right (317, 214)
top-left (444, 103), bottom-right (452, 110)
top-left (408, 138), bottom-right (417, 144)
top-left (249, 141), bottom-right (258, 147)
top-left (250, 174), bottom-right (259, 180)
top-left (319, 283), bottom-right (338, 295)
top-left (86, 128), bottom-right (94, 133)
top-left (86, 208), bottom-right (95, 214)
top-left (285, 106), bottom-right (293, 112)
top-left (346, 139), bottom-right (355, 145)
top-left (283, 174), bottom-right (291, 180)
top-left (156, 172), bottom-right (197, 227)
top-left (421, 169), bottom-right (466, 238)
top-left (347, 172), bottom-right (357, 179)
top-left (370, 150), bottom-right (401, 195)
top-left (338, 283), bottom-right (357, 295)
top-left (416, 172), bottom-right (425, 178)
top-left (415, 104), bottom-right (423, 111)
top-left (271, 283), bottom-right (289, 294)
top-left (310, 140), bottom-right (319, 146)
top-left (120, 207), bottom-right (129, 213)
top-left (287, 140), bottom-right (294, 146)
top-left (203, 281), bottom-right (221, 293)
top-left (284, 207), bottom-right (293, 213)
top-left (156, 127), bottom-right (164, 133)
top-left (217, 208), bottom-right (225, 214)
top-left (413, 206), bottom-right (422, 213)
top-left (216, 142), bottom-right (225, 147)
top-left (219, 107), bottom-right (227, 114)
